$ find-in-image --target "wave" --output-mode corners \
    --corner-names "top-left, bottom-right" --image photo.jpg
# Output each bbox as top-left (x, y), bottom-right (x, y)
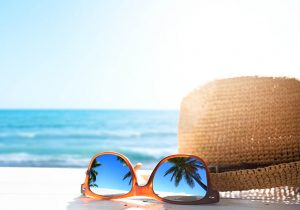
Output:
top-left (0, 146), bottom-right (177, 168)
top-left (0, 130), bottom-right (177, 140)
top-left (0, 132), bottom-right (37, 138)
top-left (120, 147), bottom-right (177, 158)
top-left (0, 153), bottom-right (90, 168)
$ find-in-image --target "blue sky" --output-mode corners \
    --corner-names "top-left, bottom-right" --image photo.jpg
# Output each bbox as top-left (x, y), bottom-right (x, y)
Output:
top-left (0, 0), bottom-right (300, 109)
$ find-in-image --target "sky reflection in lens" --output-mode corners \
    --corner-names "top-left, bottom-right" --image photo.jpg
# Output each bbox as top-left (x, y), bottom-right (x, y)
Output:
top-left (153, 157), bottom-right (207, 201)
top-left (88, 154), bottom-right (132, 196)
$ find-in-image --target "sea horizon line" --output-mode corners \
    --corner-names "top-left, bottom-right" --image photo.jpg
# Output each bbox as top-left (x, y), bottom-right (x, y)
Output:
top-left (0, 108), bottom-right (179, 111)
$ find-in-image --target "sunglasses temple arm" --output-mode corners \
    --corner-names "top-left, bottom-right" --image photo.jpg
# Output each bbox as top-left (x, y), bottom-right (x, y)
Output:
top-left (208, 189), bottom-right (220, 203)
top-left (81, 184), bottom-right (86, 195)
top-left (134, 163), bottom-right (142, 171)
top-left (81, 169), bottom-right (91, 195)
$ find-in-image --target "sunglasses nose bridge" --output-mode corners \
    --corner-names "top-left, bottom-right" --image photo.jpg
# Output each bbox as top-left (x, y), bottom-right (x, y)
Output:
top-left (134, 183), bottom-right (153, 196)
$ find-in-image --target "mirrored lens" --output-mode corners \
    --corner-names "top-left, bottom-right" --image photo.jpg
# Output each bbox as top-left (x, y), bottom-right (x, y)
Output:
top-left (88, 154), bottom-right (133, 197)
top-left (153, 156), bottom-right (208, 202)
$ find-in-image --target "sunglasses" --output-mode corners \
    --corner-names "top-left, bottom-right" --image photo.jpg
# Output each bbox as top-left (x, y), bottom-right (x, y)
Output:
top-left (81, 152), bottom-right (219, 205)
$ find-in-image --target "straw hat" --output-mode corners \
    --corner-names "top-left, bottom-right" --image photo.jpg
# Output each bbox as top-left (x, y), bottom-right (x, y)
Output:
top-left (178, 77), bottom-right (300, 196)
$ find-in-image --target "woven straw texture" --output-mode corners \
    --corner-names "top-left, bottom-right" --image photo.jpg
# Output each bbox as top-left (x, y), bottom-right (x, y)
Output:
top-left (178, 77), bottom-right (300, 191)
top-left (221, 186), bottom-right (300, 204)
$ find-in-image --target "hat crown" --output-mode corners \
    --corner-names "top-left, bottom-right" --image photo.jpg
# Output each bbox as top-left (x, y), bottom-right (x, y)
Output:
top-left (179, 77), bottom-right (300, 167)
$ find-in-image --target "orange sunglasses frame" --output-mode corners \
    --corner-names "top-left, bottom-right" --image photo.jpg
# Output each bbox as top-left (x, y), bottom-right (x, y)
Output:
top-left (81, 151), bottom-right (219, 205)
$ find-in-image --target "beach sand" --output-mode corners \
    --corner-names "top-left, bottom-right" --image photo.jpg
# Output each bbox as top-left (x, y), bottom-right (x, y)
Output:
top-left (0, 167), bottom-right (298, 210)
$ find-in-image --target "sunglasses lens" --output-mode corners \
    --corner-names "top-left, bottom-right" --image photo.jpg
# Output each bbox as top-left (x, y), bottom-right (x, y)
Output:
top-left (88, 154), bottom-right (133, 197)
top-left (153, 156), bottom-right (208, 202)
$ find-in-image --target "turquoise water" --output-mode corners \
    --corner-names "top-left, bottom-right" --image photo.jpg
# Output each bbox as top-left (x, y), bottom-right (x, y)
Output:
top-left (0, 110), bottom-right (178, 168)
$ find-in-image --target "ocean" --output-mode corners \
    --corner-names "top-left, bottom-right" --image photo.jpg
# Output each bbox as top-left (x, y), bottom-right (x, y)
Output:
top-left (0, 110), bottom-right (178, 169)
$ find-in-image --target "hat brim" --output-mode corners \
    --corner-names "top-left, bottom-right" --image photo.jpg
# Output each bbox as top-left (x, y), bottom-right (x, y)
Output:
top-left (210, 160), bottom-right (300, 191)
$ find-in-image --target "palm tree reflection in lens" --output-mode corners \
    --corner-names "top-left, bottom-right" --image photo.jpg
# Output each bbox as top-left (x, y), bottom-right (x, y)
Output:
top-left (153, 156), bottom-right (208, 201)
top-left (164, 157), bottom-right (207, 191)
top-left (116, 156), bottom-right (132, 185)
top-left (88, 160), bottom-right (101, 187)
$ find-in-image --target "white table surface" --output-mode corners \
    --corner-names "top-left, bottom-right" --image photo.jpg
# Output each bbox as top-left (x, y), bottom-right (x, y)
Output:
top-left (0, 167), bottom-right (298, 210)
